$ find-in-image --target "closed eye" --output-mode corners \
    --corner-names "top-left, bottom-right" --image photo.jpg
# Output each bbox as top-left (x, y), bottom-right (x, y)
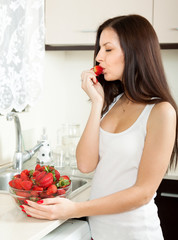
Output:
top-left (106, 49), bottom-right (112, 52)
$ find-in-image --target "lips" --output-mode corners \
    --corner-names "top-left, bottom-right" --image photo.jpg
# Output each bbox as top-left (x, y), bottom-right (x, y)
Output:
top-left (102, 68), bottom-right (105, 74)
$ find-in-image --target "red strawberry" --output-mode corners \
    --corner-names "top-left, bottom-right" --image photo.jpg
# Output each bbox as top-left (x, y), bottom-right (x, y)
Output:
top-left (16, 191), bottom-right (31, 198)
top-left (35, 171), bottom-right (46, 182)
top-left (57, 175), bottom-right (71, 188)
top-left (41, 165), bottom-right (51, 172)
top-left (13, 178), bottom-right (23, 189)
top-left (9, 180), bottom-right (15, 188)
top-left (30, 176), bottom-right (36, 185)
top-left (13, 174), bottom-right (21, 179)
top-left (46, 184), bottom-right (57, 195)
top-left (20, 171), bottom-right (29, 181)
top-left (36, 172), bottom-right (53, 188)
top-left (49, 166), bottom-right (55, 171)
top-left (32, 185), bottom-right (43, 191)
top-left (20, 180), bottom-right (33, 190)
top-left (35, 164), bottom-right (42, 171)
top-left (35, 164), bottom-right (47, 172)
top-left (57, 188), bottom-right (66, 195)
top-left (30, 190), bottom-right (39, 197)
top-left (33, 170), bottom-right (40, 177)
top-left (55, 170), bottom-right (60, 181)
top-left (22, 169), bottom-right (29, 176)
top-left (39, 191), bottom-right (49, 198)
top-left (91, 65), bottom-right (103, 76)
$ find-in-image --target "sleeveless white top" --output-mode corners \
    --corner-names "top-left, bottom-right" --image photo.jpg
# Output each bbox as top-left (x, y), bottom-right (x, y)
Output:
top-left (88, 93), bottom-right (164, 240)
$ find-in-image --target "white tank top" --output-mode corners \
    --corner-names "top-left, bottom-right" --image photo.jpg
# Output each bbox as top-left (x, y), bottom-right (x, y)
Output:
top-left (89, 93), bottom-right (164, 240)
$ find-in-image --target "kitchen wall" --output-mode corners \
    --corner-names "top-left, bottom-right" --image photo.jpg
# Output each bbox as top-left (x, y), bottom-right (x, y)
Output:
top-left (0, 50), bottom-right (178, 174)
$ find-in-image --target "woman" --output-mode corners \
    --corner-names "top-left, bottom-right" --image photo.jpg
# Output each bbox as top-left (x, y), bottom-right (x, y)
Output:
top-left (22, 15), bottom-right (177, 240)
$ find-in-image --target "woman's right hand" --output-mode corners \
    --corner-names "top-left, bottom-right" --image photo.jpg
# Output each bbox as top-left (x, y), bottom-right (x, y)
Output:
top-left (81, 70), bottom-right (104, 106)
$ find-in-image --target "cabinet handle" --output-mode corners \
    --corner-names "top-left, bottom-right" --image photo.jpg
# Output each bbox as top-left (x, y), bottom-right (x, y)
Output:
top-left (161, 192), bottom-right (178, 198)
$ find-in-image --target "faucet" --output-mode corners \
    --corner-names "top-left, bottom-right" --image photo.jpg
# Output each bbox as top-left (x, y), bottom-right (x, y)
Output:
top-left (6, 112), bottom-right (45, 171)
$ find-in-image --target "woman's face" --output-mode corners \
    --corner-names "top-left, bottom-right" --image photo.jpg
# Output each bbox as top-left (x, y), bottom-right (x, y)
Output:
top-left (96, 27), bottom-right (125, 81)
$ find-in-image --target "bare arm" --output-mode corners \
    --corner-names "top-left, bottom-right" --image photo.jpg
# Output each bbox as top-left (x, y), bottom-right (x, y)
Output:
top-left (76, 70), bottom-right (104, 173)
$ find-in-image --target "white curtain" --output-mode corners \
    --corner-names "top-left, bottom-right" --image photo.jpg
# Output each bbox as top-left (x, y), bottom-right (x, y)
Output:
top-left (0, 0), bottom-right (45, 115)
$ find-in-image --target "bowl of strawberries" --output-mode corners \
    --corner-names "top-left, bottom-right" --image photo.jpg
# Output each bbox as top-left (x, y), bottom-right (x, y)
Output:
top-left (9, 164), bottom-right (72, 208)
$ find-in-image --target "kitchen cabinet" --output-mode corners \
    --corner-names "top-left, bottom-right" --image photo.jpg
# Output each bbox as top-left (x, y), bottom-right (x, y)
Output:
top-left (153, 0), bottom-right (178, 44)
top-left (155, 179), bottom-right (178, 240)
top-left (45, 0), bottom-right (152, 46)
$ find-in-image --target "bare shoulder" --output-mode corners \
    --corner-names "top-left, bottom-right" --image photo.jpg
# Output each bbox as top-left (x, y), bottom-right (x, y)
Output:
top-left (148, 101), bottom-right (176, 128)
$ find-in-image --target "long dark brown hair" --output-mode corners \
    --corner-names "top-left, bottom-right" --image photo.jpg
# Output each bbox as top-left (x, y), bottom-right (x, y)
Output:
top-left (94, 15), bottom-right (178, 168)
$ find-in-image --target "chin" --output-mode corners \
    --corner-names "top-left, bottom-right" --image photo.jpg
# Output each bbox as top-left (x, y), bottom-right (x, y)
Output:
top-left (104, 75), bottom-right (113, 81)
top-left (104, 74), bottom-right (120, 82)
top-left (105, 77), bottom-right (119, 82)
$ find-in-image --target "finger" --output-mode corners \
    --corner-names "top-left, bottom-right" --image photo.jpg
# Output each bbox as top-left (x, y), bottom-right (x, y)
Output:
top-left (23, 205), bottom-right (53, 220)
top-left (22, 200), bottom-right (48, 213)
top-left (83, 74), bottom-right (97, 86)
top-left (38, 197), bottom-right (64, 205)
top-left (25, 212), bottom-right (49, 219)
top-left (81, 69), bottom-right (95, 78)
top-left (24, 198), bottom-right (60, 209)
top-left (81, 70), bottom-right (97, 84)
top-left (22, 200), bottom-right (56, 219)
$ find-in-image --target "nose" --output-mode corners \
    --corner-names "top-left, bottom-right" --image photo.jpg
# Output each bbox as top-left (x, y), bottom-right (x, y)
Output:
top-left (95, 49), bottom-right (103, 63)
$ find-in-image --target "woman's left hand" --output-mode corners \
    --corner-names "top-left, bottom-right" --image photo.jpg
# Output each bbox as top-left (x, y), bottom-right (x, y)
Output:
top-left (22, 197), bottom-right (77, 220)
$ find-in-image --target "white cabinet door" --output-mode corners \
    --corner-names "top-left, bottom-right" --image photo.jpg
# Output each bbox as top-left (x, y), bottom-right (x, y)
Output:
top-left (153, 0), bottom-right (178, 43)
top-left (45, 0), bottom-right (152, 46)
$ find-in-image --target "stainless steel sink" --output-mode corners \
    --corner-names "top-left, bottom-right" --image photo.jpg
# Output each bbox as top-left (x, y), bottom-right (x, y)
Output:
top-left (0, 169), bottom-right (19, 191)
top-left (0, 169), bottom-right (91, 196)
top-left (71, 178), bottom-right (87, 191)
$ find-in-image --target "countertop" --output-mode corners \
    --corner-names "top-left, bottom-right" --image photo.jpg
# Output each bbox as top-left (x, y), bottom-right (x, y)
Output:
top-left (0, 158), bottom-right (177, 240)
top-left (0, 184), bottom-right (91, 240)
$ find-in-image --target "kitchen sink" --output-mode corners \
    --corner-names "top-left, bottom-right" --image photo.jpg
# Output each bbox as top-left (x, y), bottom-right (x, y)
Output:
top-left (0, 169), bottom-right (19, 191)
top-left (71, 178), bottom-right (88, 191)
top-left (0, 168), bottom-right (91, 195)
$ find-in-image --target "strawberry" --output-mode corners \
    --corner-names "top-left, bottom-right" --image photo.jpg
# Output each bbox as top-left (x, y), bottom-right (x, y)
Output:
top-left (35, 171), bottom-right (46, 182)
top-left (91, 65), bottom-right (103, 76)
top-left (57, 175), bottom-right (71, 188)
top-left (35, 164), bottom-right (43, 171)
top-left (36, 172), bottom-right (53, 188)
top-left (32, 185), bottom-right (43, 191)
top-left (39, 191), bottom-right (49, 198)
top-left (35, 164), bottom-right (41, 170)
top-left (30, 190), bottom-right (39, 197)
top-left (13, 178), bottom-right (23, 189)
top-left (20, 171), bottom-right (29, 181)
top-left (41, 165), bottom-right (47, 171)
top-left (16, 191), bottom-right (31, 198)
top-left (57, 188), bottom-right (66, 195)
top-left (42, 165), bottom-right (54, 172)
top-left (46, 184), bottom-right (57, 195)
top-left (20, 180), bottom-right (33, 190)
top-left (30, 176), bottom-right (36, 185)
top-left (13, 174), bottom-right (21, 179)
top-left (22, 169), bottom-right (29, 176)
top-left (9, 180), bottom-right (15, 188)
top-left (49, 166), bottom-right (55, 171)
top-left (55, 170), bottom-right (60, 181)
top-left (33, 170), bottom-right (40, 177)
